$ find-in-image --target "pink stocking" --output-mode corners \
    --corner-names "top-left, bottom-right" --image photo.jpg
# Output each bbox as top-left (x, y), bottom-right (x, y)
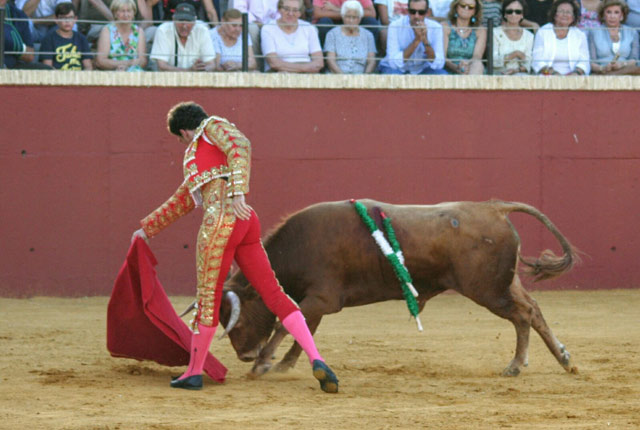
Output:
top-left (177, 323), bottom-right (216, 380)
top-left (281, 311), bottom-right (323, 364)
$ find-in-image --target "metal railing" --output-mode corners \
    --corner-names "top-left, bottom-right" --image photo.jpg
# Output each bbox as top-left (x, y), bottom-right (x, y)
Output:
top-left (2, 11), bottom-right (638, 75)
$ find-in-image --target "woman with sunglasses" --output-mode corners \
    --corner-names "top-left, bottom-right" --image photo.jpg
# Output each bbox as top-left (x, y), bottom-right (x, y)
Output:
top-left (261, 0), bottom-right (324, 72)
top-left (588, 0), bottom-right (639, 75)
top-left (443, 0), bottom-right (487, 74)
top-left (493, 0), bottom-right (534, 74)
top-left (531, 0), bottom-right (590, 75)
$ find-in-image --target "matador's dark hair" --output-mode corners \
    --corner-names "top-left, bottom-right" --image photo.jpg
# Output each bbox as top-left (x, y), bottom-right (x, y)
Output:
top-left (167, 102), bottom-right (208, 136)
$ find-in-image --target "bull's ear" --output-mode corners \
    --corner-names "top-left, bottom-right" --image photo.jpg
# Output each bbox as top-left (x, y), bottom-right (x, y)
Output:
top-left (219, 291), bottom-right (241, 339)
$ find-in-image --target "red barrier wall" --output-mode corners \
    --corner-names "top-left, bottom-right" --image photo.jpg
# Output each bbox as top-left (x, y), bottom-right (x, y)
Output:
top-left (1, 86), bottom-right (639, 296)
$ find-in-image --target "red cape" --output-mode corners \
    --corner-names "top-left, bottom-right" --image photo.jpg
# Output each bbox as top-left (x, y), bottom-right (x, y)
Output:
top-left (107, 238), bottom-right (227, 382)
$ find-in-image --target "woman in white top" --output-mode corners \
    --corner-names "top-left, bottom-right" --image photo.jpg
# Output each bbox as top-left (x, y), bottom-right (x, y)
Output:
top-left (210, 8), bottom-right (258, 71)
top-left (260, 0), bottom-right (324, 72)
top-left (531, 0), bottom-right (590, 75)
top-left (493, 0), bottom-right (534, 74)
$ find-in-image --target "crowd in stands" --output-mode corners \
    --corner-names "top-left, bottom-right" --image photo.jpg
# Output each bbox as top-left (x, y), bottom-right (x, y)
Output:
top-left (2, 0), bottom-right (640, 74)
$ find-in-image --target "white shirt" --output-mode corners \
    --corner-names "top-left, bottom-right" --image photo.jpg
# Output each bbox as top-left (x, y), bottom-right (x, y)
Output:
top-left (150, 22), bottom-right (216, 69)
top-left (429, 0), bottom-right (453, 18)
top-left (234, 0), bottom-right (280, 24)
top-left (261, 20), bottom-right (321, 70)
top-left (374, 0), bottom-right (408, 24)
top-left (16, 0), bottom-right (66, 19)
top-left (380, 15), bottom-right (445, 73)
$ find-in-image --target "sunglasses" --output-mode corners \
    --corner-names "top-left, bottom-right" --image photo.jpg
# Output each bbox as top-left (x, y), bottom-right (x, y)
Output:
top-left (408, 8), bottom-right (428, 15)
top-left (458, 3), bottom-right (476, 10)
top-left (504, 8), bottom-right (523, 14)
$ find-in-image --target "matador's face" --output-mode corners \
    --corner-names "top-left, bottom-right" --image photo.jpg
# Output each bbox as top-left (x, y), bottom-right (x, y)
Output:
top-left (177, 129), bottom-right (195, 145)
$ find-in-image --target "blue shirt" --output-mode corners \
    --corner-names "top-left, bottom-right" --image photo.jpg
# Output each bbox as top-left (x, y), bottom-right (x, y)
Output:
top-left (588, 24), bottom-right (639, 66)
top-left (39, 29), bottom-right (92, 70)
top-left (379, 15), bottom-right (445, 74)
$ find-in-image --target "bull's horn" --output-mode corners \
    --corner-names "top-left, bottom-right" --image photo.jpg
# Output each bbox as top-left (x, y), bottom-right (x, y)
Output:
top-left (179, 300), bottom-right (197, 318)
top-left (219, 291), bottom-right (241, 339)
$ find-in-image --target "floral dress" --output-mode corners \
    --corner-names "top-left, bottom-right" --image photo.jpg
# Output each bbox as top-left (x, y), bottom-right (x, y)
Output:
top-left (108, 23), bottom-right (143, 72)
top-left (447, 24), bottom-right (478, 67)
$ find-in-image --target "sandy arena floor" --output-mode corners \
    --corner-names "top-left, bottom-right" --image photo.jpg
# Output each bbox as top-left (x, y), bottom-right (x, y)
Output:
top-left (0, 289), bottom-right (638, 430)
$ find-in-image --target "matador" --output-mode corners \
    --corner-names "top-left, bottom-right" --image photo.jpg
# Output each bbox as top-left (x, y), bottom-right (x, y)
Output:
top-left (132, 102), bottom-right (338, 393)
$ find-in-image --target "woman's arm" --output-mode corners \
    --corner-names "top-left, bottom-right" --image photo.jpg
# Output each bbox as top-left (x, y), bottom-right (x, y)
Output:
top-left (95, 26), bottom-right (122, 70)
top-left (247, 47), bottom-right (258, 70)
top-left (202, 0), bottom-right (219, 25)
top-left (136, 0), bottom-right (152, 28)
top-left (573, 29), bottom-right (590, 75)
top-left (442, 25), bottom-right (459, 72)
top-left (365, 51), bottom-right (376, 73)
top-left (135, 30), bottom-right (148, 69)
top-left (377, 3), bottom-right (390, 26)
top-left (266, 51), bottom-right (324, 72)
top-left (326, 51), bottom-right (343, 73)
top-left (88, 0), bottom-right (114, 20)
top-left (472, 27), bottom-right (487, 61)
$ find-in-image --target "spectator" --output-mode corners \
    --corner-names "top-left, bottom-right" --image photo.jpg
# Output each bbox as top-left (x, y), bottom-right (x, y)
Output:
top-left (78, 0), bottom-right (152, 43)
top-left (1, 0), bottom-right (50, 68)
top-left (443, 0), bottom-right (486, 74)
top-left (429, 0), bottom-right (453, 18)
top-left (150, 2), bottom-right (216, 70)
top-left (481, 0), bottom-right (502, 28)
top-left (378, 0), bottom-right (446, 73)
top-left (234, 0), bottom-right (280, 68)
top-left (531, 0), bottom-right (590, 75)
top-left (525, 0), bottom-right (552, 27)
top-left (626, 0), bottom-right (640, 29)
top-left (589, 0), bottom-right (639, 74)
top-left (260, 0), bottom-right (323, 72)
top-left (324, 0), bottom-right (377, 72)
top-left (313, 0), bottom-right (380, 45)
top-left (95, 0), bottom-right (148, 70)
top-left (579, 0), bottom-right (600, 29)
top-left (160, 0), bottom-right (218, 24)
top-left (492, 0), bottom-right (533, 74)
top-left (375, 0), bottom-right (408, 52)
top-left (210, 8), bottom-right (258, 70)
top-left (39, 2), bottom-right (93, 69)
top-left (15, 0), bottom-right (68, 42)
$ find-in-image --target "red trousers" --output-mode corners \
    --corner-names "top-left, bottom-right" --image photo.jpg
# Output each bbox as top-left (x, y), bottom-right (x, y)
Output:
top-left (195, 180), bottom-right (298, 327)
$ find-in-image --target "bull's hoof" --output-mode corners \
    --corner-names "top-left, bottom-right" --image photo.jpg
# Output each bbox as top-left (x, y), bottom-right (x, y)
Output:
top-left (559, 346), bottom-right (578, 374)
top-left (250, 362), bottom-right (272, 377)
top-left (273, 361), bottom-right (294, 373)
top-left (501, 366), bottom-right (521, 377)
top-left (312, 360), bottom-right (339, 394)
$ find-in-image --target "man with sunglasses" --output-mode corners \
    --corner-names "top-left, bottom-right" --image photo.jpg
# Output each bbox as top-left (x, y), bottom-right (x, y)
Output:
top-left (378, 0), bottom-right (446, 74)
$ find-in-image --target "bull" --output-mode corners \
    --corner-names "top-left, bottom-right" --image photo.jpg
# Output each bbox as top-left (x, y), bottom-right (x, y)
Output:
top-left (212, 199), bottom-right (579, 377)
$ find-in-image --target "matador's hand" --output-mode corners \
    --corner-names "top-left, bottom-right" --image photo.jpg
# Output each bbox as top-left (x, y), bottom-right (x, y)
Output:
top-left (232, 194), bottom-right (253, 220)
top-left (131, 228), bottom-right (149, 244)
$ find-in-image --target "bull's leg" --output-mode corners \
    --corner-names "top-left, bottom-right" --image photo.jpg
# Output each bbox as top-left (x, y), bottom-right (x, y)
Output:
top-left (273, 315), bottom-right (322, 373)
top-left (470, 275), bottom-right (533, 376)
top-left (522, 286), bottom-right (578, 374)
top-left (250, 323), bottom-right (289, 376)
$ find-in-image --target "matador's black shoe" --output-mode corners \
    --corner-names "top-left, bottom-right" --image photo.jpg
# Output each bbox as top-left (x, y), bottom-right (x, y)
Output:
top-left (312, 360), bottom-right (339, 393)
top-left (170, 374), bottom-right (203, 390)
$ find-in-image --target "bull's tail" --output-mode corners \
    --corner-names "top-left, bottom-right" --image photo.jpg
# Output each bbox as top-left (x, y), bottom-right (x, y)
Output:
top-left (497, 201), bottom-right (579, 282)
